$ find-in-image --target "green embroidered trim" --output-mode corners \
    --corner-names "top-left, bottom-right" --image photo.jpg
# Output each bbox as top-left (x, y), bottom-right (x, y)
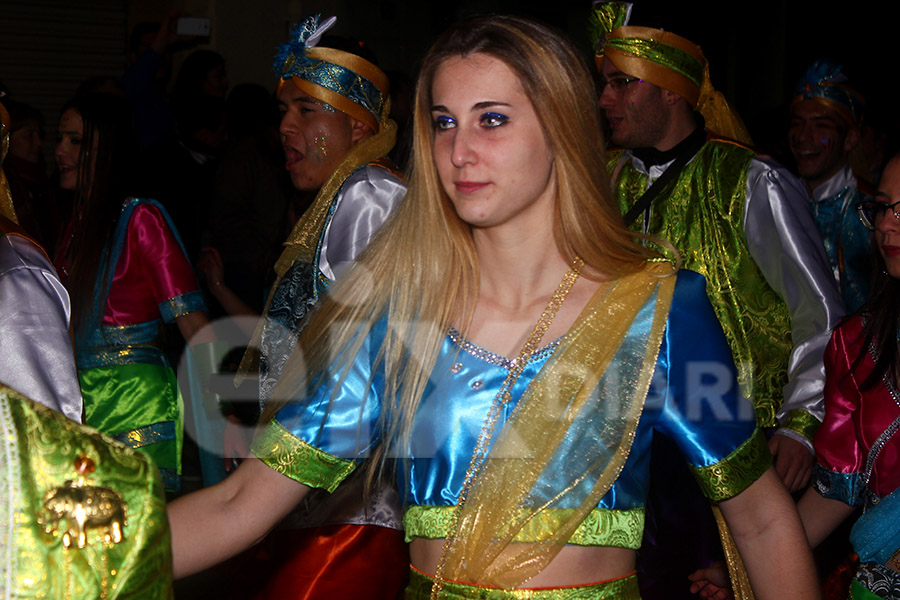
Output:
top-left (605, 37), bottom-right (704, 86)
top-left (781, 409), bottom-right (821, 441)
top-left (692, 428), bottom-right (771, 501)
top-left (402, 506), bottom-right (644, 549)
top-left (406, 568), bottom-right (641, 599)
top-left (251, 420), bottom-right (356, 492)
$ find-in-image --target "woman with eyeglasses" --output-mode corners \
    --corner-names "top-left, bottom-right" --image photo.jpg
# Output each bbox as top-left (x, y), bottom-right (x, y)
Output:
top-left (782, 155), bottom-right (900, 600)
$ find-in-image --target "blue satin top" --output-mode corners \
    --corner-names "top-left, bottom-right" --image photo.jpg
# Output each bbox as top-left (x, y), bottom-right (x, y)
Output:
top-left (262, 270), bottom-right (765, 546)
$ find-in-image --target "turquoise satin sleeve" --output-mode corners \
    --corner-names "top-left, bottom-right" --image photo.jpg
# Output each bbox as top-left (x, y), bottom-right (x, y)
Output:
top-left (650, 270), bottom-right (759, 468)
top-left (273, 319), bottom-right (386, 461)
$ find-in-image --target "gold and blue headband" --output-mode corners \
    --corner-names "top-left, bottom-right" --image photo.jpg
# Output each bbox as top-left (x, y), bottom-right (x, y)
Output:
top-left (273, 14), bottom-right (389, 133)
top-left (792, 60), bottom-right (865, 128)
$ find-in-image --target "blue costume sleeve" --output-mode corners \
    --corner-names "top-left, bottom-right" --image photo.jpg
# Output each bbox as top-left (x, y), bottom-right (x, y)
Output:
top-left (251, 319), bottom-right (385, 492)
top-left (652, 270), bottom-right (771, 500)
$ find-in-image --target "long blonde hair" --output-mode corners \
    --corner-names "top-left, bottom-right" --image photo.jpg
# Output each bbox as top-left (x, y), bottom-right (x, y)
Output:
top-left (267, 15), bottom-right (656, 484)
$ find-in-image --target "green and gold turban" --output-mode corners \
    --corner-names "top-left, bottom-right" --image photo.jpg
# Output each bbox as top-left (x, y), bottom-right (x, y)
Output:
top-left (273, 14), bottom-right (390, 133)
top-left (590, 1), bottom-right (751, 146)
top-left (591, 2), bottom-right (705, 107)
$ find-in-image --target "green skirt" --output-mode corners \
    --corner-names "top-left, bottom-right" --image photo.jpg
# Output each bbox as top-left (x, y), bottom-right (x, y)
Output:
top-left (80, 363), bottom-right (183, 491)
top-left (405, 567), bottom-right (641, 599)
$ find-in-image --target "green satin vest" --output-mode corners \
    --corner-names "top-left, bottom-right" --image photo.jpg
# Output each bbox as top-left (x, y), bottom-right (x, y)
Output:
top-left (609, 140), bottom-right (791, 428)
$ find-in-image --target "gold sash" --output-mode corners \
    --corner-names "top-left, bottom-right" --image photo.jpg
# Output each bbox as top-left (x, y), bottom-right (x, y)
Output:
top-left (440, 262), bottom-right (676, 589)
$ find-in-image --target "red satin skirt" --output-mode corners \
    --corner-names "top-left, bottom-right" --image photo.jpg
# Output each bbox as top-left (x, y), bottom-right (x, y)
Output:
top-left (249, 523), bottom-right (409, 599)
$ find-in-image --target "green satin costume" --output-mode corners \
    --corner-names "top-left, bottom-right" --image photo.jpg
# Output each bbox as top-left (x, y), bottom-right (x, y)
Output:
top-left (0, 384), bottom-right (172, 599)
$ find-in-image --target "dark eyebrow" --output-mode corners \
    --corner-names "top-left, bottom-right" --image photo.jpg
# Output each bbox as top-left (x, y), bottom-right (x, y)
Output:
top-left (431, 101), bottom-right (511, 112)
top-left (875, 192), bottom-right (891, 201)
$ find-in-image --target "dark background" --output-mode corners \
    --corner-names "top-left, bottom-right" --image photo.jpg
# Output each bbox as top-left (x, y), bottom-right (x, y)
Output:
top-left (2, 0), bottom-right (897, 179)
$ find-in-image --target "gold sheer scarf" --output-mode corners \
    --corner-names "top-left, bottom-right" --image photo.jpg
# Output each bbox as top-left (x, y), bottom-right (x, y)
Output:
top-left (438, 262), bottom-right (676, 590)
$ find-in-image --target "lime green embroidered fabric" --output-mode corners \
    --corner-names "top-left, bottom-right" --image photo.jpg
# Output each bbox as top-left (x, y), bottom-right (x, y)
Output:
top-left (252, 419), bottom-right (356, 492)
top-left (3, 386), bottom-right (172, 599)
top-left (692, 428), bottom-right (771, 501)
top-left (781, 409), bottom-right (821, 441)
top-left (610, 142), bottom-right (793, 430)
top-left (402, 506), bottom-right (645, 549)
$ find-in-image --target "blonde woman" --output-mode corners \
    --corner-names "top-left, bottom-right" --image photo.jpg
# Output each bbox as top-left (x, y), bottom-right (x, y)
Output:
top-left (169, 15), bottom-right (818, 599)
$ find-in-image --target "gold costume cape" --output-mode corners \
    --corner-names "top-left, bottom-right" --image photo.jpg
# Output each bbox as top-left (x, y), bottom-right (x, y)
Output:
top-left (609, 140), bottom-right (793, 431)
top-left (0, 385), bottom-right (172, 599)
top-left (438, 262), bottom-right (676, 590)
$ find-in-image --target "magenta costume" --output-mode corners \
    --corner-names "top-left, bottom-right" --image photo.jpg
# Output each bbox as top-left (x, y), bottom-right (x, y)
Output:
top-left (73, 198), bottom-right (206, 491)
top-left (813, 314), bottom-right (900, 597)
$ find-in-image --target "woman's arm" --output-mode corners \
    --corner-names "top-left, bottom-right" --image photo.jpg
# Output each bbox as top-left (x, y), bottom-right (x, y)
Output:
top-left (796, 486), bottom-right (856, 548)
top-left (196, 247), bottom-right (260, 334)
top-left (175, 311), bottom-right (216, 346)
top-left (167, 457), bottom-right (310, 578)
top-left (718, 467), bottom-right (820, 599)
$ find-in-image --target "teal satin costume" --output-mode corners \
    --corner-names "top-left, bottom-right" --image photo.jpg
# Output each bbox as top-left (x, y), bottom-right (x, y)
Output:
top-left (253, 270), bottom-right (769, 564)
top-left (809, 163), bottom-right (873, 313)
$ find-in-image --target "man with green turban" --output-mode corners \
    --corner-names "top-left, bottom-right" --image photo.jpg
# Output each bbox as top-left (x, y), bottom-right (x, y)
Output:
top-left (592, 1), bottom-right (845, 489)
top-left (591, 5), bottom-right (846, 597)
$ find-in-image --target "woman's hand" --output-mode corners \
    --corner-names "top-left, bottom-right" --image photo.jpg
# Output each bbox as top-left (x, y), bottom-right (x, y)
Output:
top-left (688, 562), bottom-right (734, 600)
top-left (197, 246), bottom-right (226, 289)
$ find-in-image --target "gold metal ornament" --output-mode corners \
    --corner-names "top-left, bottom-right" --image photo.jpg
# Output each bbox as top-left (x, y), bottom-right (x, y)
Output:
top-left (39, 456), bottom-right (127, 549)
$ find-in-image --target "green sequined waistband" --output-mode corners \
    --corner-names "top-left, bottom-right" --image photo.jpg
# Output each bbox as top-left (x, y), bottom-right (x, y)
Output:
top-left (405, 567), bottom-right (641, 599)
top-left (403, 506), bottom-right (644, 549)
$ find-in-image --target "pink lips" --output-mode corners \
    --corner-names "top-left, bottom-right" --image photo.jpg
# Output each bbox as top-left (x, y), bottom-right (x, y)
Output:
top-left (882, 244), bottom-right (900, 258)
top-left (455, 181), bottom-right (489, 194)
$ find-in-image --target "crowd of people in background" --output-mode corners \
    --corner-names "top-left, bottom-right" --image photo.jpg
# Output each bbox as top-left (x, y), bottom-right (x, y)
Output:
top-left (2, 2), bottom-right (900, 599)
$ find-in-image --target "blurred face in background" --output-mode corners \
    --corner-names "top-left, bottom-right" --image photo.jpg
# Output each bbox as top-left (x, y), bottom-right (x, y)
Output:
top-left (788, 98), bottom-right (857, 191)
top-left (10, 120), bottom-right (43, 164)
top-left (55, 108), bottom-right (84, 190)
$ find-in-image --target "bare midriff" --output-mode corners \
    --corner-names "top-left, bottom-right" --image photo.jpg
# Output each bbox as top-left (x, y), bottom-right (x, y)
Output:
top-left (410, 538), bottom-right (636, 587)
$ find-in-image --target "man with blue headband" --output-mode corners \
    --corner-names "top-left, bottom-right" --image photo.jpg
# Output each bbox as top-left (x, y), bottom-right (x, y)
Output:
top-left (227, 14), bottom-right (407, 599)
top-left (789, 59), bottom-right (873, 312)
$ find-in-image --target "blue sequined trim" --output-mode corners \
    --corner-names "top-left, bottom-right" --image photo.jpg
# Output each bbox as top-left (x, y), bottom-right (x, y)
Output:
top-left (812, 463), bottom-right (865, 507)
top-left (159, 289), bottom-right (206, 322)
top-left (112, 421), bottom-right (177, 449)
top-left (83, 319), bottom-right (159, 348)
top-left (77, 345), bottom-right (169, 370)
top-left (159, 468), bottom-right (180, 492)
top-left (447, 328), bottom-right (562, 369)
